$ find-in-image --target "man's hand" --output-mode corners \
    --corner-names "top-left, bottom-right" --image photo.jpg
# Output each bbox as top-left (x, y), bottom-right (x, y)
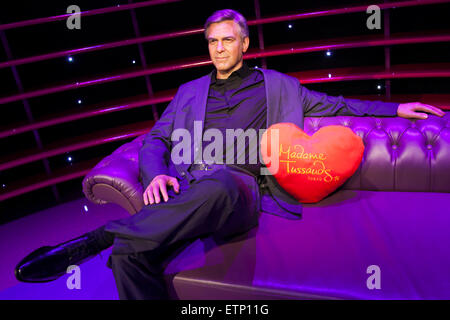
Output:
top-left (397, 102), bottom-right (445, 119)
top-left (143, 174), bottom-right (180, 205)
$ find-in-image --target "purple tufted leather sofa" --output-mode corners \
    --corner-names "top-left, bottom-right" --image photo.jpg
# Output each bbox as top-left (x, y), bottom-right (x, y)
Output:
top-left (83, 113), bottom-right (450, 299)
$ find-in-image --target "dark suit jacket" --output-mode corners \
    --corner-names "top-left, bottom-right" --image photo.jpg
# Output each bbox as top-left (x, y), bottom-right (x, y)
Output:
top-left (138, 68), bottom-right (399, 219)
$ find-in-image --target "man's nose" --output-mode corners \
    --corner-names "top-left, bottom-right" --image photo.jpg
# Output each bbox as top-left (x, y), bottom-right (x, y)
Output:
top-left (216, 41), bottom-right (224, 52)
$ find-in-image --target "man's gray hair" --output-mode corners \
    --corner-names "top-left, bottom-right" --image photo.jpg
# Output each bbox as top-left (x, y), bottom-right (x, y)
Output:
top-left (204, 9), bottom-right (249, 39)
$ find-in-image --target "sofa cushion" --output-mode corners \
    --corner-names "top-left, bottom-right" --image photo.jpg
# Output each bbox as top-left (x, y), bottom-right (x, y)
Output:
top-left (261, 123), bottom-right (364, 203)
top-left (167, 190), bottom-right (450, 299)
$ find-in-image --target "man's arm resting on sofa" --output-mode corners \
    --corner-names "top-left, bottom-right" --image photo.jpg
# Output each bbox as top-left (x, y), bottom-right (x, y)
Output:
top-left (300, 84), bottom-right (445, 118)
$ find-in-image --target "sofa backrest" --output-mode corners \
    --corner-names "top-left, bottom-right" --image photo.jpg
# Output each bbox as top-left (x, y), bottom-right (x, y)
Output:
top-left (304, 114), bottom-right (450, 193)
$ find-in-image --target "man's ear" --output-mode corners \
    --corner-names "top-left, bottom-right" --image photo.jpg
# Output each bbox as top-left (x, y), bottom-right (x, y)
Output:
top-left (242, 36), bottom-right (250, 53)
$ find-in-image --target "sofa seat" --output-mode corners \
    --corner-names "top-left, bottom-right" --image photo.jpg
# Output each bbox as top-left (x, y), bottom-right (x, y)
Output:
top-left (167, 189), bottom-right (450, 300)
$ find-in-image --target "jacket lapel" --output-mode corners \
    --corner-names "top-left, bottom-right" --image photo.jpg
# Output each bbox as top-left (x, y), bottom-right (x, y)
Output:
top-left (194, 73), bottom-right (212, 125)
top-left (191, 73), bottom-right (211, 164)
top-left (259, 69), bottom-right (303, 219)
top-left (260, 68), bottom-right (279, 127)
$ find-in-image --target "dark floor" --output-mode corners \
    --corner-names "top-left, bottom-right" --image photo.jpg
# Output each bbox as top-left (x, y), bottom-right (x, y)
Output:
top-left (0, 196), bottom-right (129, 299)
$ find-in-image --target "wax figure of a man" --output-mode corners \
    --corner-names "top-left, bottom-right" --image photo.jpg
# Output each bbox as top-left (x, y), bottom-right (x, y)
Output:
top-left (15, 9), bottom-right (445, 299)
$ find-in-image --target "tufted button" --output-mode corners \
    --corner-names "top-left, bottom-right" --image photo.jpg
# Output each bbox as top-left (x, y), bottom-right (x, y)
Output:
top-left (427, 145), bottom-right (433, 150)
top-left (181, 172), bottom-right (185, 177)
top-left (392, 145), bottom-right (398, 150)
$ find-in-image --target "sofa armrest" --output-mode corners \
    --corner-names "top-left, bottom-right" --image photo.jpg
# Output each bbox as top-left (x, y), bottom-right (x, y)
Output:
top-left (82, 135), bottom-right (145, 215)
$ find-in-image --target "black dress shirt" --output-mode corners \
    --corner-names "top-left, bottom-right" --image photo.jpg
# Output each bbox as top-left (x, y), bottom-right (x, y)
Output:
top-left (202, 63), bottom-right (267, 176)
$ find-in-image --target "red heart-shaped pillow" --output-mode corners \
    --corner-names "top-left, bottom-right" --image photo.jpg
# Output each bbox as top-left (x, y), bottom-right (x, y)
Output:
top-left (261, 123), bottom-right (364, 203)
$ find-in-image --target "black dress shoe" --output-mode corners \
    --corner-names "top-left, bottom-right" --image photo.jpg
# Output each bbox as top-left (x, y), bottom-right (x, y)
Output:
top-left (15, 233), bottom-right (105, 283)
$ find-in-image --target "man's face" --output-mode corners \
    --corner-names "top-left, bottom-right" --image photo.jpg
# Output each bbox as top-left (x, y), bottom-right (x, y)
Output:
top-left (206, 20), bottom-right (249, 79)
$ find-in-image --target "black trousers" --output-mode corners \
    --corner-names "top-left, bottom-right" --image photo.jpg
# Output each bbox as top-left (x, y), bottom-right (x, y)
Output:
top-left (104, 167), bottom-right (260, 300)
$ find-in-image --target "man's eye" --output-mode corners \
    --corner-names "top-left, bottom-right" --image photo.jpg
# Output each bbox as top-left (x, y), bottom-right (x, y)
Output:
top-left (225, 38), bottom-right (233, 43)
top-left (209, 40), bottom-right (217, 44)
